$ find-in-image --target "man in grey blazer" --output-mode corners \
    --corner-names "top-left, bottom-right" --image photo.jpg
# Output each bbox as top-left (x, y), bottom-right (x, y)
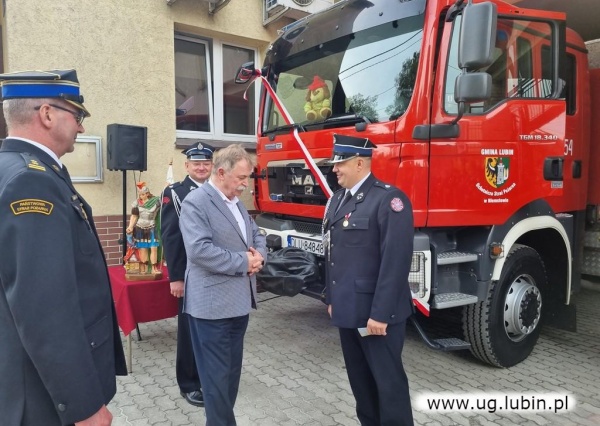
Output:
top-left (180, 144), bottom-right (266, 426)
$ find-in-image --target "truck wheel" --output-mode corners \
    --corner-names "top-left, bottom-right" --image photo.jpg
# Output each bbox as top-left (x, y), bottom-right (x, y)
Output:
top-left (463, 244), bottom-right (546, 367)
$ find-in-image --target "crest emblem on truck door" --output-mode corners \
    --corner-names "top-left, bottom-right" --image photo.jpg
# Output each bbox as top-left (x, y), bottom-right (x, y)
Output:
top-left (485, 157), bottom-right (510, 188)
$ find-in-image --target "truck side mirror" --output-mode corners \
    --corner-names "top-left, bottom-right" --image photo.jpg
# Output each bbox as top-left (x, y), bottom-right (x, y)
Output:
top-left (235, 61), bottom-right (257, 84)
top-left (458, 2), bottom-right (497, 70)
top-left (454, 73), bottom-right (492, 104)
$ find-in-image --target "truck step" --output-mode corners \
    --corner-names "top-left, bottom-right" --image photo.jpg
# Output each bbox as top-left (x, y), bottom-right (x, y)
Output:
top-left (437, 251), bottom-right (478, 265)
top-left (300, 286), bottom-right (326, 301)
top-left (432, 292), bottom-right (478, 309)
top-left (432, 337), bottom-right (472, 352)
top-left (408, 316), bottom-right (471, 352)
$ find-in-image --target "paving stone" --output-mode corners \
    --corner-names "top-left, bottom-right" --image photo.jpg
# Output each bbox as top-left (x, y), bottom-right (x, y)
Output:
top-left (108, 287), bottom-right (600, 425)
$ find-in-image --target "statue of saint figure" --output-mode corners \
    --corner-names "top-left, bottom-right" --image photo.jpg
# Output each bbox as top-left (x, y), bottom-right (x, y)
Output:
top-left (125, 181), bottom-right (162, 278)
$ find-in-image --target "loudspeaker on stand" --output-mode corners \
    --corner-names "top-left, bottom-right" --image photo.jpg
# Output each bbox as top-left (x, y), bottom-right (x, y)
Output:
top-left (107, 123), bottom-right (147, 171)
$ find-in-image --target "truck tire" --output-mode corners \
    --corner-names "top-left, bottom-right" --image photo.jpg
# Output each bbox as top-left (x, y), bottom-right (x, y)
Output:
top-left (463, 244), bottom-right (546, 367)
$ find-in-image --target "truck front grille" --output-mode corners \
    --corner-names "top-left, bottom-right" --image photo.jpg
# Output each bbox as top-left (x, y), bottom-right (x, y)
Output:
top-left (292, 220), bottom-right (322, 235)
top-left (267, 163), bottom-right (340, 206)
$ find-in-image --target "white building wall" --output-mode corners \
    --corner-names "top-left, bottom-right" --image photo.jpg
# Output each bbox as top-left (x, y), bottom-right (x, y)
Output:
top-left (587, 39), bottom-right (600, 69)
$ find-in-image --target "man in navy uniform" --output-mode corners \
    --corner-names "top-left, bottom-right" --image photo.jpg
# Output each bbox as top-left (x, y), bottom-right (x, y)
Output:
top-left (0, 70), bottom-right (127, 425)
top-left (323, 134), bottom-right (415, 426)
top-left (160, 142), bottom-right (215, 407)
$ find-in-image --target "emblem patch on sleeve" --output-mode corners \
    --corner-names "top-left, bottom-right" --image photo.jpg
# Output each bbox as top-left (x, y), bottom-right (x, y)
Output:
top-left (10, 199), bottom-right (54, 215)
top-left (390, 197), bottom-right (404, 212)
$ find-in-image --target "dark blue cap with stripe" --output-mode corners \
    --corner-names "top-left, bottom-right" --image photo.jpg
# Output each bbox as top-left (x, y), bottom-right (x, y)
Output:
top-left (0, 69), bottom-right (90, 117)
top-left (182, 141), bottom-right (215, 161)
top-left (327, 134), bottom-right (377, 164)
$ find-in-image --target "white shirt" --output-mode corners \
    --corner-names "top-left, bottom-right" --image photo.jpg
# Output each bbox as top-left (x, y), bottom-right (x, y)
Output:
top-left (209, 180), bottom-right (247, 243)
top-left (347, 172), bottom-right (371, 197)
top-left (12, 137), bottom-right (62, 167)
top-left (189, 177), bottom-right (205, 187)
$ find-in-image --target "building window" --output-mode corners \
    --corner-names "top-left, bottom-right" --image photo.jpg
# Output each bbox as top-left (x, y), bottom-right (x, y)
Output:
top-left (222, 44), bottom-right (256, 135)
top-left (175, 34), bottom-right (257, 143)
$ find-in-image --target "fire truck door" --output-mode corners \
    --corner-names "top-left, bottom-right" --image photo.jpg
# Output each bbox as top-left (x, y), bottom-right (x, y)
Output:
top-left (426, 13), bottom-right (567, 227)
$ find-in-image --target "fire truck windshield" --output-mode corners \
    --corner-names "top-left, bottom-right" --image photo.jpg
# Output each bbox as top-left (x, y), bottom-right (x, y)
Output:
top-left (263, 11), bottom-right (425, 134)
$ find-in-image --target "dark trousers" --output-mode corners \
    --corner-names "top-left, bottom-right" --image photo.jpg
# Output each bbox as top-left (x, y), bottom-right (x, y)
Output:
top-left (339, 321), bottom-right (414, 426)
top-left (177, 298), bottom-right (201, 393)
top-left (188, 314), bottom-right (249, 426)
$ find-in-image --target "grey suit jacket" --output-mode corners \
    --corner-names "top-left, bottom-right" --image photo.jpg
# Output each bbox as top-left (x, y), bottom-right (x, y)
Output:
top-left (179, 182), bottom-right (266, 320)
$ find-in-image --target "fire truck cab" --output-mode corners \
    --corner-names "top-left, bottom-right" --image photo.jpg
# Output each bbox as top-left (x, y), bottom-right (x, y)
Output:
top-left (238, 0), bottom-right (598, 367)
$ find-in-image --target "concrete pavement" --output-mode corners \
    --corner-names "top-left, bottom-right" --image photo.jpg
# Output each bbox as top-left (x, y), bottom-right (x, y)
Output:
top-left (109, 286), bottom-right (600, 425)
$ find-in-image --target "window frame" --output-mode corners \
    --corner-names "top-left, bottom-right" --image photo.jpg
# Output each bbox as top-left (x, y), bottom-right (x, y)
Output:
top-left (175, 33), bottom-right (260, 144)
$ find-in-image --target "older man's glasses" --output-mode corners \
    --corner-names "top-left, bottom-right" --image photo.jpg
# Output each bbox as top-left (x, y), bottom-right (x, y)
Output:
top-left (34, 103), bottom-right (86, 126)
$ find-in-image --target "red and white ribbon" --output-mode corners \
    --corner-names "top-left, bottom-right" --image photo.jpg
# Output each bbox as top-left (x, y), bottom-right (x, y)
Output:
top-left (244, 72), bottom-right (333, 199)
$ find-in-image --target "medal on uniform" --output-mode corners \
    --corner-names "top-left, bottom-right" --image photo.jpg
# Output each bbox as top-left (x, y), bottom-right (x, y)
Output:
top-left (343, 213), bottom-right (351, 227)
top-left (80, 203), bottom-right (88, 220)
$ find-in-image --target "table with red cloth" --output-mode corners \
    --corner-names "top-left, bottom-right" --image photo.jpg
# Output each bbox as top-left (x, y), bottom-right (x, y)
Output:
top-left (108, 265), bottom-right (178, 372)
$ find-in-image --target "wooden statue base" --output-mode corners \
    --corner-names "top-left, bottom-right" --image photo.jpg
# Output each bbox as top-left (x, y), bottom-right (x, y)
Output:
top-left (125, 271), bottom-right (163, 281)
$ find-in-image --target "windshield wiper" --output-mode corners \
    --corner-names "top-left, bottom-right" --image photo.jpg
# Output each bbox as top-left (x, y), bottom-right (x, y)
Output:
top-left (263, 123), bottom-right (306, 136)
top-left (305, 114), bottom-right (372, 128)
top-left (263, 114), bottom-right (371, 135)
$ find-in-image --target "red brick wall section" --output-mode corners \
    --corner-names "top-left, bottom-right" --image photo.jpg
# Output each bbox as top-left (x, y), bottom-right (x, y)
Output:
top-left (95, 215), bottom-right (124, 266)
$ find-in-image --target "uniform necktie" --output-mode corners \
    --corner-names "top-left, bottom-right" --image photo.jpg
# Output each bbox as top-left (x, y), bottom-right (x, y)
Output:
top-left (335, 191), bottom-right (352, 214)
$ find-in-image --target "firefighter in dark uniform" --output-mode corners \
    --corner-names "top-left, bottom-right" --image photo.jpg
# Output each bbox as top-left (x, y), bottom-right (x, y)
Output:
top-left (160, 142), bottom-right (215, 407)
top-left (323, 134), bottom-right (415, 426)
top-left (0, 70), bottom-right (127, 425)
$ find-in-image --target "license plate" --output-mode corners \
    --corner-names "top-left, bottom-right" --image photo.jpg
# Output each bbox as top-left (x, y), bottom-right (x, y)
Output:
top-left (288, 235), bottom-right (324, 256)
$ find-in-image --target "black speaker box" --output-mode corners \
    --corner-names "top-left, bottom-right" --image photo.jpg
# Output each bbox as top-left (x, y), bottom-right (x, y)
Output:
top-left (107, 123), bottom-right (148, 171)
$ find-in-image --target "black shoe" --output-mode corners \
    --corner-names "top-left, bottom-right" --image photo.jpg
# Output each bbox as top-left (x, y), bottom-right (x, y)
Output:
top-left (181, 390), bottom-right (204, 407)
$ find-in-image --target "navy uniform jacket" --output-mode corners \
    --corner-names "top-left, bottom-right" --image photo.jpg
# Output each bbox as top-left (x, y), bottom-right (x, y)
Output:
top-left (0, 138), bottom-right (127, 426)
top-left (324, 173), bottom-right (414, 329)
top-left (161, 176), bottom-right (199, 281)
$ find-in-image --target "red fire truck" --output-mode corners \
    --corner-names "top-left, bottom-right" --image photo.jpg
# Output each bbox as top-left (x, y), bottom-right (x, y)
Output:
top-left (236, 0), bottom-right (600, 367)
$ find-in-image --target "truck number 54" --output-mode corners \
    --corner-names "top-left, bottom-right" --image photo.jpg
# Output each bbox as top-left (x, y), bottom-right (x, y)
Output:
top-left (564, 138), bottom-right (574, 156)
